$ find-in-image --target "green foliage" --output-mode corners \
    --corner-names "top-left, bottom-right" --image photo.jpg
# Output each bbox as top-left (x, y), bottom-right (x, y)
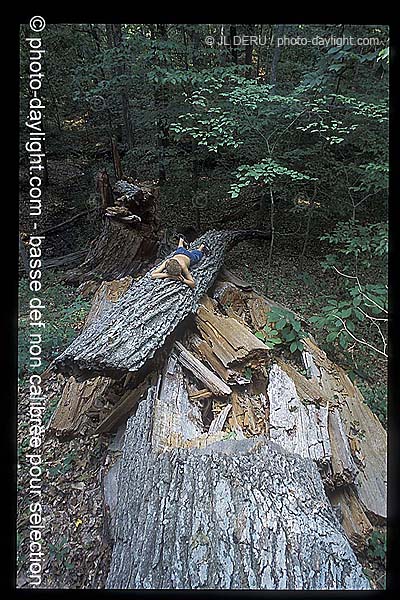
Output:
top-left (321, 221), bottom-right (388, 269)
top-left (255, 307), bottom-right (305, 353)
top-left (48, 450), bottom-right (77, 477)
top-left (357, 383), bottom-right (387, 427)
top-left (229, 159), bottom-right (316, 198)
top-left (309, 282), bottom-right (387, 351)
top-left (48, 536), bottom-right (74, 570)
top-left (366, 530), bottom-right (386, 564)
top-left (310, 219), bottom-right (387, 358)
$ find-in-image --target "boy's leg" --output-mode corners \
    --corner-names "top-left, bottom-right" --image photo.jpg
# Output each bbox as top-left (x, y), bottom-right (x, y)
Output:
top-left (196, 242), bottom-right (211, 256)
top-left (177, 235), bottom-right (188, 249)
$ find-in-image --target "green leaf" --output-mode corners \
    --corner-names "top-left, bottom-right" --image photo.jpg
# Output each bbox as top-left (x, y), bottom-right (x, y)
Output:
top-left (293, 320), bottom-right (301, 333)
top-left (285, 330), bottom-right (296, 342)
top-left (326, 332), bottom-right (337, 343)
top-left (275, 318), bottom-right (287, 330)
top-left (290, 341), bottom-right (298, 353)
top-left (255, 331), bottom-right (265, 340)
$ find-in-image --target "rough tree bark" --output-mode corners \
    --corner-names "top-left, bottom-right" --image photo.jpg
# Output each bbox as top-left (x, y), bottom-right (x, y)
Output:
top-left (56, 229), bottom-right (270, 377)
top-left (105, 380), bottom-right (370, 590)
top-left (64, 181), bottom-right (160, 284)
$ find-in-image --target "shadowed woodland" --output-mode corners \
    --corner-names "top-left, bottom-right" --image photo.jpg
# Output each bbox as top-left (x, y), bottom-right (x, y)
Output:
top-left (18, 23), bottom-right (388, 590)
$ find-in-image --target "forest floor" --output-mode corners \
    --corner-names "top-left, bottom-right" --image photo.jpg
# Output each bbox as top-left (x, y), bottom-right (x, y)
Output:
top-left (17, 160), bottom-right (387, 590)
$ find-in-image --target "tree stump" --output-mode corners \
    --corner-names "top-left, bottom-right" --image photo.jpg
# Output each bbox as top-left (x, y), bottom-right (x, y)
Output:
top-left (105, 382), bottom-right (370, 590)
top-left (64, 181), bottom-right (161, 284)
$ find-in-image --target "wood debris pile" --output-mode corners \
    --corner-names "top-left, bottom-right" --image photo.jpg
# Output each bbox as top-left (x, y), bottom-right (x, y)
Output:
top-left (49, 266), bottom-right (386, 563)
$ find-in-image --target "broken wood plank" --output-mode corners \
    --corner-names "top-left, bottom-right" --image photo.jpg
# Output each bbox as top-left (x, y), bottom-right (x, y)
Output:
top-left (151, 357), bottom-right (204, 452)
top-left (268, 363), bottom-right (331, 467)
top-left (302, 338), bottom-right (387, 521)
top-left (208, 403), bottom-right (232, 435)
top-left (96, 377), bottom-right (152, 434)
top-left (174, 341), bottom-right (232, 397)
top-left (302, 349), bottom-right (322, 382)
top-left (341, 387), bottom-right (387, 521)
top-left (189, 389), bottom-right (213, 401)
top-left (327, 408), bottom-right (358, 489)
top-left (276, 358), bottom-right (328, 406)
top-left (48, 374), bottom-right (113, 437)
top-left (189, 333), bottom-right (247, 385)
top-left (195, 295), bottom-right (270, 370)
top-left (328, 486), bottom-right (373, 551)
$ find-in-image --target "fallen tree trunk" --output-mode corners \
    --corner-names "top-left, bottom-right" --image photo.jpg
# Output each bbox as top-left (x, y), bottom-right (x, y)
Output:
top-left (43, 249), bottom-right (89, 270)
top-left (56, 229), bottom-right (271, 378)
top-left (105, 381), bottom-right (370, 590)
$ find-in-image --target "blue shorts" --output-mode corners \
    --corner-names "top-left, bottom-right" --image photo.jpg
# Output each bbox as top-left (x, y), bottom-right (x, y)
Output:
top-left (173, 247), bottom-right (203, 266)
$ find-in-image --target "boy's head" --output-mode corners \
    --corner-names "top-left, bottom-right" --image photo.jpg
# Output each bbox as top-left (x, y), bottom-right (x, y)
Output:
top-left (165, 259), bottom-right (182, 277)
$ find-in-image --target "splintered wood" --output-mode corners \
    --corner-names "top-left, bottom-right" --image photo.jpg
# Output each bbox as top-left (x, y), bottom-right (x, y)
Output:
top-left (52, 262), bottom-right (386, 559)
top-left (328, 486), bottom-right (373, 551)
top-left (151, 357), bottom-right (204, 451)
top-left (195, 295), bottom-right (270, 371)
top-left (268, 364), bottom-right (331, 466)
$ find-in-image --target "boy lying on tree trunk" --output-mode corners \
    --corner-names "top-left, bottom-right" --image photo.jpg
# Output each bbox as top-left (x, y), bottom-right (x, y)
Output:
top-left (151, 235), bottom-right (209, 289)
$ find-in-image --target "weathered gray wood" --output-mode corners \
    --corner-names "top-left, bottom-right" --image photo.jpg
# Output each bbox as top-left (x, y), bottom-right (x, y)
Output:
top-left (302, 338), bottom-right (387, 521)
top-left (208, 403), bottom-right (232, 435)
top-left (268, 364), bottom-right (331, 467)
top-left (106, 386), bottom-right (370, 590)
top-left (151, 357), bottom-right (204, 452)
top-left (302, 349), bottom-right (322, 382)
top-left (340, 387), bottom-right (387, 521)
top-left (174, 341), bottom-right (232, 396)
top-left (56, 229), bottom-right (270, 377)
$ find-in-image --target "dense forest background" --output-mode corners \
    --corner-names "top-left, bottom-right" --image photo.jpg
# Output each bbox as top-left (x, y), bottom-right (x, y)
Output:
top-left (19, 22), bottom-right (389, 394)
top-left (18, 24), bottom-right (389, 586)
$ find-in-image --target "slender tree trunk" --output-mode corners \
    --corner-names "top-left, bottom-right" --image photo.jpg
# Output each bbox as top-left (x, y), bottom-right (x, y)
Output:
top-left (270, 24), bottom-right (285, 87)
top-left (152, 24), bottom-right (169, 183)
top-left (111, 136), bottom-right (124, 180)
top-left (245, 24), bottom-right (255, 76)
top-left (229, 24), bottom-right (238, 64)
top-left (106, 24), bottom-right (134, 151)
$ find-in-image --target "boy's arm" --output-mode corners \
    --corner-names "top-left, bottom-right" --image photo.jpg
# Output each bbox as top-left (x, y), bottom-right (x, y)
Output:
top-left (181, 266), bottom-right (195, 289)
top-left (150, 260), bottom-right (167, 278)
